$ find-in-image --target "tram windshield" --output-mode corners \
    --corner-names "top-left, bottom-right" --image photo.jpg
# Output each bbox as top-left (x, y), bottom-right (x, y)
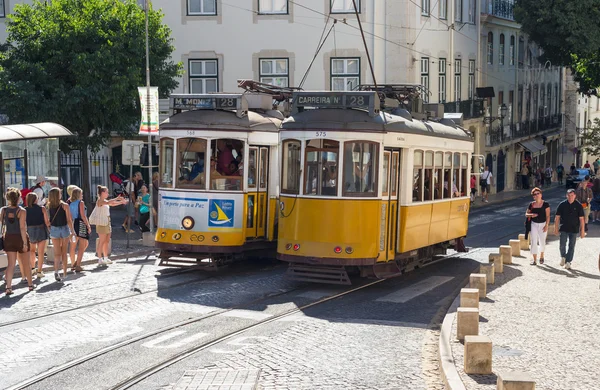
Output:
top-left (176, 138), bottom-right (207, 189)
top-left (160, 138), bottom-right (174, 187)
top-left (343, 141), bottom-right (378, 196)
top-left (210, 139), bottom-right (244, 191)
top-left (304, 139), bottom-right (339, 196)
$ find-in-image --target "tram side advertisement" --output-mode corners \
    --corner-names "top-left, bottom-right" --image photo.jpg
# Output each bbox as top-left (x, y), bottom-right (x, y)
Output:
top-left (158, 191), bottom-right (243, 232)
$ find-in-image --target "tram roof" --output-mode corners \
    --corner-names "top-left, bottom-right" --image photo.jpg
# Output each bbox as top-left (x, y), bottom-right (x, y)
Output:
top-left (281, 108), bottom-right (473, 141)
top-left (160, 109), bottom-right (283, 132)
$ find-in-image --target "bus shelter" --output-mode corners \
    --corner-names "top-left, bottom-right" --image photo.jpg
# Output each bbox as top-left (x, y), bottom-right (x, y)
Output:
top-left (0, 123), bottom-right (73, 206)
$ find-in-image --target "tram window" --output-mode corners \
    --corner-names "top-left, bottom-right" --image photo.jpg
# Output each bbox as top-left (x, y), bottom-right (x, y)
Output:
top-left (210, 139), bottom-right (244, 191)
top-left (413, 150), bottom-right (423, 202)
top-left (382, 152), bottom-right (390, 196)
top-left (343, 141), bottom-right (378, 196)
top-left (259, 148), bottom-right (268, 190)
top-left (248, 148), bottom-right (258, 189)
top-left (305, 139), bottom-right (339, 196)
top-left (391, 152), bottom-right (399, 197)
top-left (424, 168), bottom-right (434, 201)
top-left (434, 152), bottom-right (443, 200)
top-left (462, 153), bottom-right (469, 196)
top-left (176, 138), bottom-right (206, 189)
top-left (282, 140), bottom-right (301, 194)
top-left (160, 138), bottom-right (174, 187)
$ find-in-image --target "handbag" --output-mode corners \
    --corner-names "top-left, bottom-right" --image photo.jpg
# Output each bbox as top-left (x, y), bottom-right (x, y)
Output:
top-left (0, 207), bottom-right (5, 251)
top-left (89, 205), bottom-right (109, 226)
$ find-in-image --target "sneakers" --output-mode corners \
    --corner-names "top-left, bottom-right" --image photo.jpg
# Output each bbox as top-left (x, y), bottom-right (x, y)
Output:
top-left (560, 257), bottom-right (566, 266)
top-left (565, 262), bottom-right (572, 270)
top-left (36, 271), bottom-right (45, 279)
top-left (54, 272), bottom-right (61, 282)
top-left (104, 258), bottom-right (113, 265)
top-left (98, 258), bottom-right (106, 266)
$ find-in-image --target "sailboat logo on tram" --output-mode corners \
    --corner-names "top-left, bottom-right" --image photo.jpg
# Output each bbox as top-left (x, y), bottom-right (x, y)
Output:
top-left (208, 199), bottom-right (235, 227)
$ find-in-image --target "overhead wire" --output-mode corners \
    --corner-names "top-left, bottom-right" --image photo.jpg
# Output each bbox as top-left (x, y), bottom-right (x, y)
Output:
top-left (412, 0), bottom-right (441, 45)
top-left (298, 10), bottom-right (335, 89)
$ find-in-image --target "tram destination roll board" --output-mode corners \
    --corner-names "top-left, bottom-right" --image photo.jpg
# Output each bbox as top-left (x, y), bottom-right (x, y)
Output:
top-left (292, 91), bottom-right (380, 116)
top-left (169, 94), bottom-right (248, 117)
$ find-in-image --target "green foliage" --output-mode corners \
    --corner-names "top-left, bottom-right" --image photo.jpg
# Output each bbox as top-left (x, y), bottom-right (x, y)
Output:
top-left (514, 0), bottom-right (600, 93)
top-left (0, 0), bottom-right (182, 152)
top-left (582, 118), bottom-right (600, 157)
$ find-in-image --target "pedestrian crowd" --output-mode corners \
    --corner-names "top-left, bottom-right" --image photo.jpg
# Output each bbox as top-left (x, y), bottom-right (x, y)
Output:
top-left (0, 171), bottom-right (160, 297)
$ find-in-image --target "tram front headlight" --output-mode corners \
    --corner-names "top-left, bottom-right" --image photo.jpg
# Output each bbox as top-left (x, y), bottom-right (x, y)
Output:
top-left (212, 235), bottom-right (219, 242)
top-left (285, 243), bottom-right (292, 251)
top-left (160, 231), bottom-right (166, 239)
top-left (182, 216), bottom-right (195, 230)
top-left (345, 247), bottom-right (354, 254)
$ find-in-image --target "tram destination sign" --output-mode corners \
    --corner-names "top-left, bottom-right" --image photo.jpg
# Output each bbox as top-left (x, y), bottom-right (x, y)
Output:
top-left (292, 91), bottom-right (380, 116)
top-left (170, 94), bottom-right (248, 118)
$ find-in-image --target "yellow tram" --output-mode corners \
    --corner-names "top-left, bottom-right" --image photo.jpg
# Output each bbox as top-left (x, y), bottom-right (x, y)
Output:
top-left (155, 93), bottom-right (282, 266)
top-left (277, 91), bottom-right (474, 283)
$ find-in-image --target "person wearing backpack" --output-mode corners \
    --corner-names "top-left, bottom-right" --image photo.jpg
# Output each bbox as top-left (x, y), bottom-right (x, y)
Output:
top-left (480, 166), bottom-right (492, 203)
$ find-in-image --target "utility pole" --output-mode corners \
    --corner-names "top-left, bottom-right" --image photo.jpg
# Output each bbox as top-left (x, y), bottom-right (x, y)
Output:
top-left (145, 0), bottom-right (154, 233)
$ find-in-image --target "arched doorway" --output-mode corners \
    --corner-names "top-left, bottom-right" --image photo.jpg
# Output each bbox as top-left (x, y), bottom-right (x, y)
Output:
top-left (497, 150), bottom-right (505, 192)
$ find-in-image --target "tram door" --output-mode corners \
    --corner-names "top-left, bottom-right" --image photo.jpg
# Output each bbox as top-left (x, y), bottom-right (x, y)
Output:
top-left (384, 150), bottom-right (400, 261)
top-left (245, 147), bottom-right (269, 239)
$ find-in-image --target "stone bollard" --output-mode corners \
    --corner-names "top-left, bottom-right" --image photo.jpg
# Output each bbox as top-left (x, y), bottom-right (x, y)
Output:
top-left (496, 370), bottom-right (536, 390)
top-left (460, 288), bottom-right (480, 309)
top-left (469, 273), bottom-right (487, 299)
top-left (518, 234), bottom-right (529, 251)
top-left (480, 263), bottom-right (495, 284)
top-left (464, 335), bottom-right (493, 374)
top-left (457, 307), bottom-right (479, 341)
top-left (489, 253), bottom-right (503, 273)
top-left (509, 239), bottom-right (521, 257)
top-left (499, 245), bottom-right (513, 264)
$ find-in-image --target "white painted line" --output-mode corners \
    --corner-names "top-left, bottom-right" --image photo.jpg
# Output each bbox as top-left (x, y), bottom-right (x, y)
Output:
top-left (141, 330), bottom-right (209, 349)
top-left (376, 276), bottom-right (455, 303)
top-left (219, 310), bottom-right (273, 321)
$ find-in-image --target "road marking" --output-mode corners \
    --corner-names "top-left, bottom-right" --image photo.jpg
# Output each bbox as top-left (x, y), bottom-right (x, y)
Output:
top-left (375, 276), bottom-right (455, 303)
top-left (210, 336), bottom-right (269, 354)
top-left (141, 330), bottom-right (208, 349)
top-left (219, 310), bottom-right (272, 321)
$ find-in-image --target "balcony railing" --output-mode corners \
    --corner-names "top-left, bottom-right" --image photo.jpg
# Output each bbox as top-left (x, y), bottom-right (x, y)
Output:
top-left (485, 0), bottom-right (515, 21)
top-left (443, 99), bottom-right (484, 120)
top-left (485, 114), bottom-right (562, 147)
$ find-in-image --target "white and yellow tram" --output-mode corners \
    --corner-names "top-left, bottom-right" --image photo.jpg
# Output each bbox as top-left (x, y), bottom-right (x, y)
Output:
top-left (277, 91), bottom-right (473, 283)
top-left (155, 93), bottom-right (282, 266)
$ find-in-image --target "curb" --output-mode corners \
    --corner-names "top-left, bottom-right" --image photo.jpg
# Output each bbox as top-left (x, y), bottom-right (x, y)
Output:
top-left (438, 292), bottom-right (466, 390)
top-left (471, 184), bottom-right (563, 210)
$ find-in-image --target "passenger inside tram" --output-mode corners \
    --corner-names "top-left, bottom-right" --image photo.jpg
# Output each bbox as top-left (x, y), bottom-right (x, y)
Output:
top-left (211, 139), bottom-right (244, 190)
top-left (177, 139), bottom-right (207, 187)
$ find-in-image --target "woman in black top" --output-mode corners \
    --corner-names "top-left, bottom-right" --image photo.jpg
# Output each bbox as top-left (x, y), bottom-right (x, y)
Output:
top-left (25, 192), bottom-right (50, 278)
top-left (525, 187), bottom-right (551, 265)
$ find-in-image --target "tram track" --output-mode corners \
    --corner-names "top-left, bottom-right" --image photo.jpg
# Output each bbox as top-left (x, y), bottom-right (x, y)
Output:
top-left (0, 261), bottom-right (283, 328)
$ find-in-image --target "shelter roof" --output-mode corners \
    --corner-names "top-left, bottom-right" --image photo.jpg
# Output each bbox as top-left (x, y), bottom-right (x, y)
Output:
top-left (0, 123), bottom-right (73, 142)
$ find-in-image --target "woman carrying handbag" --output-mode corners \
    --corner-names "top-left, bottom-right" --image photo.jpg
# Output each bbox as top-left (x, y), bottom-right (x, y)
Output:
top-left (68, 187), bottom-right (91, 273)
top-left (89, 185), bottom-right (127, 265)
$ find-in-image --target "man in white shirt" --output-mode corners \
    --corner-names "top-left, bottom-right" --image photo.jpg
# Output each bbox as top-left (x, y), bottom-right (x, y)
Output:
top-left (33, 175), bottom-right (47, 206)
top-left (481, 166), bottom-right (493, 203)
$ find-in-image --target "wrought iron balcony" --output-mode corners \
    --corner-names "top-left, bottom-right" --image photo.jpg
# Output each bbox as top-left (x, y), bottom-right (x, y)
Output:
top-left (442, 99), bottom-right (484, 120)
top-left (484, 0), bottom-right (515, 21)
top-left (485, 114), bottom-right (562, 147)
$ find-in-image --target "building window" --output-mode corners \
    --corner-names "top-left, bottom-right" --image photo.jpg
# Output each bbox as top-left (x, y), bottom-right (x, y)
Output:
top-left (499, 34), bottom-right (505, 65)
top-left (509, 36), bottom-right (515, 66)
top-left (421, 0), bottom-right (430, 15)
top-left (0, 0), bottom-right (5, 18)
top-left (189, 59), bottom-right (218, 93)
top-left (259, 58), bottom-right (289, 87)
top-left (540, 84), bottom-right (546, 117)
top-left (518, 36), bottom-right (525, 68)
top-left (258, 0), bottom-right (288, 14)
top-left (454, 59), bottom-right (461, 101)
top-left (331, 0), bottom-right (359, 13)
top-left (554, 84), bottom-right (558, 114)
top-left (331, 58), bottom-right (360, 91)
top-left (508, 90), bottom-right (514, 123)
top-left (468, 60), bottom-right (475, 100)
top-left (420, 58), bottom-right (429, 103)
top-left (188, 0), bottom-right (217, 15)
top-left (439, 59), bottom-right (446, 103)
top-left (455, 0), bottom-right (462, 22)
top-left (439, 0), bottom-right (447, 19)
top-left (487, 32), bottom-right (493, 65)
top-left (468, 0), bottom-right (476, 23)
top-left (547, 84), bottom-right (552, 115)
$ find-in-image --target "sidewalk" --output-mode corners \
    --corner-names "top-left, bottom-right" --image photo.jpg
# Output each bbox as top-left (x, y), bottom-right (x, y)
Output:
top-left (441, 222), bottom-right (600, 389)
top-left (471, 182), bottom-right (564, 209)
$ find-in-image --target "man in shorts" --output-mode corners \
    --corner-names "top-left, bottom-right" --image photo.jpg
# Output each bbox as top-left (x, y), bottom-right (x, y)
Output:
top-left (480, 166), bottom-right (492, 203)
